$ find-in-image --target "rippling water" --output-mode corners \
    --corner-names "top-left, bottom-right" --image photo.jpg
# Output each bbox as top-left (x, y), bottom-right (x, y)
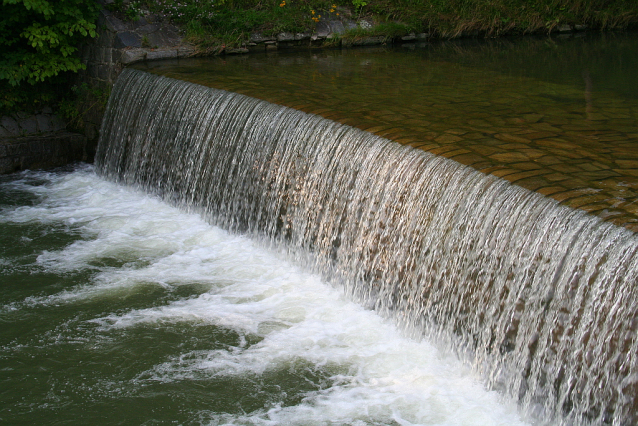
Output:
top-left (0, 166), bottom-right (528, 425)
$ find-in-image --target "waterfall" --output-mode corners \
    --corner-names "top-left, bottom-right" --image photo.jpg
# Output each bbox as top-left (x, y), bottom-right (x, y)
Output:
top-left (96, 68), bottom-right (638, 425)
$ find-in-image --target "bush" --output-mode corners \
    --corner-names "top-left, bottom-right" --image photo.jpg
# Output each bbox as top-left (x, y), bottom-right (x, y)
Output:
top-left (0, 0), bottom-right (100, 112)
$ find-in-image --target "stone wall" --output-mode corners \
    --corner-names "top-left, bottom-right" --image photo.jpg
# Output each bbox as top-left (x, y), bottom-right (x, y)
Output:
top-left (0, 133), bottom-right (89, 175)
top-left (0, 108), bottom-right (66, 139)
top-left (0, 108), bottom-right (91, 174)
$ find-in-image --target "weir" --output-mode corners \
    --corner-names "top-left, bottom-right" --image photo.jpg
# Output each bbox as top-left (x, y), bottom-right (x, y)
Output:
top-left (96, 68), bottom-right (638, 425)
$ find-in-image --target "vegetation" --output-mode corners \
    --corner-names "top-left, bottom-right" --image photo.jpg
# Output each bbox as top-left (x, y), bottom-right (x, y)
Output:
top-left (0, 0), bottom-right (100, 113)
top-left (140, 0), bottom-right (638, 49)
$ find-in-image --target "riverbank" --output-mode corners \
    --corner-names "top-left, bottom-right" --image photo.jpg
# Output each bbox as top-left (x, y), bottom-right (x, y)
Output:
top-left (136, 0), bottom-right (638, 53)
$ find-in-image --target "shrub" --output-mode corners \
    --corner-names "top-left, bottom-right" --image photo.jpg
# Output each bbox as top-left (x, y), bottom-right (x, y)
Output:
top-left (0, 0), bottom-right (100, 112)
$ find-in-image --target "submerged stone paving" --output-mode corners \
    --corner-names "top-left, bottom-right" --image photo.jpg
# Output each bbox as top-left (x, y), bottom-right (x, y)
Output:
top-left (137, 44), bottom-right (638, 231)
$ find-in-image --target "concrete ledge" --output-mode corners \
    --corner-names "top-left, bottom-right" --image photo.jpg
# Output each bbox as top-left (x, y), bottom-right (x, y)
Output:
top-left (0, 132), bottom-right (92, 174)
top-left (121, 46), bottom-right (197, 65)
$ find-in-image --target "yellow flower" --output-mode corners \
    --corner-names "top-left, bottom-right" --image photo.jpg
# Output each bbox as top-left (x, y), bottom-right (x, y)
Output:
top-left (311, 10), bottom-right (315, 14)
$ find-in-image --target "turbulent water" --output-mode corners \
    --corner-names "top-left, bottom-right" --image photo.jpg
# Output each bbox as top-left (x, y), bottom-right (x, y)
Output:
top-left (0, 166), bottom-right (528, 425)
top-left (92, 68), bottom-right (638, 425)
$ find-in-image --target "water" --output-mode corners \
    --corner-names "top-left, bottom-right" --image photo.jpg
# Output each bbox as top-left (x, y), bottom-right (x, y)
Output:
top-left (135, 32), bottom-right (638, 230)
top-left (0, 166), bottom-right (528, 425)
top-left (93, 69), bottom-right (638, 425)
top-left (3, 34), bottom-right (637, 425)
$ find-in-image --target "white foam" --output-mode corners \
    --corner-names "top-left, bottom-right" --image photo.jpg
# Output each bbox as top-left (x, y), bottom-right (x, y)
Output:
top-left (1, 167), bottom-right (530, 425)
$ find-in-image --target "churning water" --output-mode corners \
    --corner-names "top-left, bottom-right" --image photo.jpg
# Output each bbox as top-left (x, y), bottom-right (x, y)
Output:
top-left (0, 166), bottom-right (527, 425)
top-left (91, 69), bottom-right (638, 425)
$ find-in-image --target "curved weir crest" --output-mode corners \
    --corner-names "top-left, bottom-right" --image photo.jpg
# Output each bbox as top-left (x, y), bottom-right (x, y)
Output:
top-left (97, 68), bottom-right (638, 425)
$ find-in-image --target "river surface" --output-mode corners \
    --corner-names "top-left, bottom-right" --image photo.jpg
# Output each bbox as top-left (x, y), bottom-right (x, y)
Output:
top-left (136, 32), bottom-right (638, 231)
top-left (0, 166), bottom-right (528, 425)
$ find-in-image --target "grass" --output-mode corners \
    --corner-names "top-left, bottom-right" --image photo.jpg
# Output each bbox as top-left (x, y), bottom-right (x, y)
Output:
top-left (122, 0), bottom-right (638, 52)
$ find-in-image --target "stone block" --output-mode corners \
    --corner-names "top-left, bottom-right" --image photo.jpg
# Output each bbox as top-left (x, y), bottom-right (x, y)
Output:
top-left (294, 33), bottom-right (311, 41)
top-left (131, 17), bottom-right (149, 29)
top-left (49, 116), bottom-right (66, 132)
top-left (98, 64), bottom-right (113, 81)
top-left (102, 11), bottom-right (128, 32)
top-left (18, 117), bottom-right (39, 135)
top-left (146, 31), bottom-right (174, 48)
top-left (115, 31), bottom-right (142, 48)
top-left (162, 25), bottom-right (182, 44)
top-left (109, 63), bottom-right (124, 82)
top-left (121, 48), bottom-right (147, 64)
top-left (136, 23), bottom-right (160, 35)
top-left (328, 20), bottom-right (345, 35)
top-left (99, 47), bottom-right (112, 63)
top-left (87, 63), bottom-right (100, 79)
top-left (1, 116), bottom-right (19, 135)
top-left (111, 48), bottom-right (122, 63)
top-left (176, 46), bottom-right (196, 58)
top-left (250, 33), bottom-right (275, 43)
top-left (145, 49), bottom-right (178, 61)
top-left (99, 29), bottom-right (116, 47)
top-left (277, 32), bottom-right (295, 42)
top-left (35, 114), bottom-right (52, 133)
top-left (314, 21), bottom-right (330, 38)
top-left (0, 127), bottom-right (11, 138)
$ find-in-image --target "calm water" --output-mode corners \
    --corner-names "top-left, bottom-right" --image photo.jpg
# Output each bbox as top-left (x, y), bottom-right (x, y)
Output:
top-left (136, 32), bottom-right (638, 231)
top-left (0, 166), bottom-right (528, 425)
